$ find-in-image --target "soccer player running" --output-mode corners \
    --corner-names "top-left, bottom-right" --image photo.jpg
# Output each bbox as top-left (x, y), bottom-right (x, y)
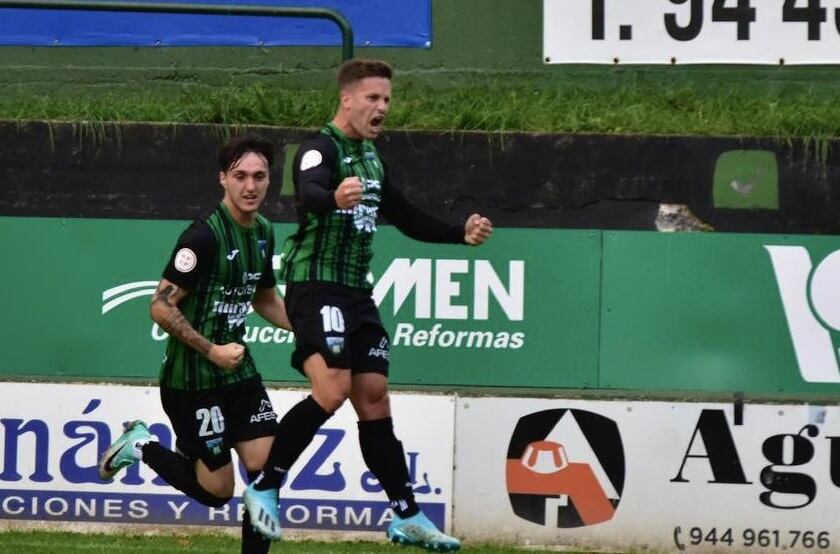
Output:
top-left (243, 59), bottom-right (492, 552)
top-left (97, 136), bottom-right (291, 554)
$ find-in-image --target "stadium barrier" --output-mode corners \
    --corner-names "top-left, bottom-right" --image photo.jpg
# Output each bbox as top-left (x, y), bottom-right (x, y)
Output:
top-left (1, 216), bottom-right (839, 397)
top-left (2, 121), bottom-right (840, 548)
top-left (2, 382), bottom-right (840, 552)
top-left (3, 121), bottom-right (840, 234)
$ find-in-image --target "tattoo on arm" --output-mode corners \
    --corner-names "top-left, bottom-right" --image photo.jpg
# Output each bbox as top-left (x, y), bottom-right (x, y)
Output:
top-left (152, 284), bottom-right (213, 356)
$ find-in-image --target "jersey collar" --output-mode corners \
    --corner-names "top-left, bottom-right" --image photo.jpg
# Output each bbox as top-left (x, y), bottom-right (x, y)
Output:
top-left (219, 201), bottom-right (256, 232)
top-left (326, 122), bottom-right (365, 146)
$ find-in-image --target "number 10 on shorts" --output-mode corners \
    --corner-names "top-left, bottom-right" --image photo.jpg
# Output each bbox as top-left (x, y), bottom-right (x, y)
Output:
top-left (320, 305), bottom-right (345, 333)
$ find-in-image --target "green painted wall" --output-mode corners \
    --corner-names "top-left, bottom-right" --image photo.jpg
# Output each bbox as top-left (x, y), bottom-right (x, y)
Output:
top-left (4, 215), bottom-right (840, 398)
top-left (1, 0), bottom-right (837, 97)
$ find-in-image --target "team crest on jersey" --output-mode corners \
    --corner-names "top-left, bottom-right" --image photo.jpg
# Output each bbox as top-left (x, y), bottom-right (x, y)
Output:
top-left (326, 336), bottom-right (345, 355)
top-left (258, 239), bottom-right (267, 258)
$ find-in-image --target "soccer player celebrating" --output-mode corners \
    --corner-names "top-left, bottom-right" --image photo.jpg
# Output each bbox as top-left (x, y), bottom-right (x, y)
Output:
top-left (243, 59), bottom-right (492, 552)
top-left (98, 136), bottom-right (290, 554)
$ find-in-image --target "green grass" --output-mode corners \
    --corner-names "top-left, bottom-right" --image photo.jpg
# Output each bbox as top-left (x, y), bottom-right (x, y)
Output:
top-left (2, 81), bottom-right (840, 139)
top-left (0, 530), bottom-right (588, 553)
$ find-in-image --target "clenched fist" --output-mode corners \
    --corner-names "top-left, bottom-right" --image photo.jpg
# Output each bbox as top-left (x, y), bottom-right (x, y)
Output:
top-left (464, 214), bottom-right (493, 246)
top-left (335, 176), bottom-right (363, 209)
top-left (208, 342), bottom-right (245, 371)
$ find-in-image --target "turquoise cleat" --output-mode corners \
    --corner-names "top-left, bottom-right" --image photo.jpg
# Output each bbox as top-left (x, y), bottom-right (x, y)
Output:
top-left (243, 483), bottom-right (283, 540)
top-left (387, 511), bottom-right (461, 552)
top-left (97, 420), bottom-right (151, 480)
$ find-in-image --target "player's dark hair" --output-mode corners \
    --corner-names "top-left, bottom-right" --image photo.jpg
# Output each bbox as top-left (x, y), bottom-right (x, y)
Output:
top-left (218, 135), bottom-right (274, 173)
top-left (337, 58), bottom-right (393, 90)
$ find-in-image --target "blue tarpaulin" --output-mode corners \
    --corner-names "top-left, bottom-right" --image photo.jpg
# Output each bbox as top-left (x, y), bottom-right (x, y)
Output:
top-left (0, 0), bottom-right (431, 47)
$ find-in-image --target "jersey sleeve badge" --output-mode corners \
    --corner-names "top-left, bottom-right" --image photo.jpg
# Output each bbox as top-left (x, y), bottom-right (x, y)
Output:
top-left (300, 149), bottom-right (323, 171)
top-left (174, 248), bottom-right (197, 273)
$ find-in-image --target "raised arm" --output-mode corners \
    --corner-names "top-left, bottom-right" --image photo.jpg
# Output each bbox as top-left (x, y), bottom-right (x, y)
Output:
top-left (381, 177), bottom-right (492, 245)
top-left (379, 178), bottom-right (464, 243)
top-left (295, 135), bottom-right (341, 213)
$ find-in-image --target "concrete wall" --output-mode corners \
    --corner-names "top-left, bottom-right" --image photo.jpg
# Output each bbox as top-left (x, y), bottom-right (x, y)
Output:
top-left (2, 120), bottom-right (838, 234)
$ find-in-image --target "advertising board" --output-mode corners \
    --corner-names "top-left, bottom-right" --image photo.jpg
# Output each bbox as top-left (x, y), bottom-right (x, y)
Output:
top-left (0, 383), bottom-right (455, 533)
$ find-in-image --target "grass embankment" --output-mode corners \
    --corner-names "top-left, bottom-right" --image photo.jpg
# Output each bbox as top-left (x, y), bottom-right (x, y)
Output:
top-left (2, 82), bottom-right (840, 138)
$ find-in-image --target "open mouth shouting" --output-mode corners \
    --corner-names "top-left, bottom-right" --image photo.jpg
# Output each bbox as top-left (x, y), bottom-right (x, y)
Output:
top-left (369, 114), bottom-right (386, 136)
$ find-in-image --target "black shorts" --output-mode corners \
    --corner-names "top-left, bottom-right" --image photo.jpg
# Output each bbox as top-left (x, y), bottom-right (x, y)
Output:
top-left (160, 376), bottom-right (278, 471)
top-left (286, 281), bottom-right (390, 376)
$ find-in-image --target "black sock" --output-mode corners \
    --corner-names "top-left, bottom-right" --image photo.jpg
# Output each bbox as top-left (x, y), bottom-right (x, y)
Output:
top-left (242, 470), bottom-right (272, 554)
top-left (140, 442), bottom-right (230, 508)
top-left (358, 417), bottom-right (419, 519)
top-left (254, 395), bottom-right (332, 491)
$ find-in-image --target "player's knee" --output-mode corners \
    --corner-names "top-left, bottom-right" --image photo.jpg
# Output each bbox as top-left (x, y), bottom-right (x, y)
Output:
top-left (316, 389), bottom-right (349, 413)
top-left (200, 481), bottom-right (234, 504)
top-left (351, 378), bottom-right (390, 418)
top-left (354, 395), bottom-right (390, 421)
top-left (241, 459), bottom-right (264, 474)
top-left (367, 387), bottom-right (389, 407)
top-left (311, 377), bottom-right (351, 413)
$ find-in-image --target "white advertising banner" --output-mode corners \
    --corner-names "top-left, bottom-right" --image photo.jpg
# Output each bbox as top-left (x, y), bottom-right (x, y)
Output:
top-left (544, 0), bottom-right (840, 64)
top-left (0, 383), bottom-right (455, 533)
top-left (455, 397), bottom-right (840, 552)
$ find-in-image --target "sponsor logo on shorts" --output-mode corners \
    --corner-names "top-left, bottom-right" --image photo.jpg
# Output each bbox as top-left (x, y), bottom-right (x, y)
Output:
top-left (250, 399), bottom-right (277, 423)
top-left (326, 336), bottom-right (345, 355)
top-left (205, 437), bottom-right (225, 456)
top-left (368, 336), bottom-right (390, 360)
top-left (250, 411), bottom-right (277, 423)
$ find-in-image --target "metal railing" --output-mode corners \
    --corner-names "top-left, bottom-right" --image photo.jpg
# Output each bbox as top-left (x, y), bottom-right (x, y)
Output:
top-left (0, 0), bottom-right (354, 61)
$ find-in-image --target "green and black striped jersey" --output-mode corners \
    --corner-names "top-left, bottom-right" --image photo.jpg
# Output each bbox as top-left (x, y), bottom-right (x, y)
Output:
top-left (282, 123), bottom-right (464, 289)
top-left (159, 203), bottom-right (276, 391)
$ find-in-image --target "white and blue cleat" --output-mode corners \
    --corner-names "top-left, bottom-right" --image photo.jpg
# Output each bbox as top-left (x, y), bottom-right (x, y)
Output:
top-left (243, 483), bottom-right (283, 540)
top-left (387, 511), bottom-right (461, 552)
top-left (97, 420), bottom-right (151, 480)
